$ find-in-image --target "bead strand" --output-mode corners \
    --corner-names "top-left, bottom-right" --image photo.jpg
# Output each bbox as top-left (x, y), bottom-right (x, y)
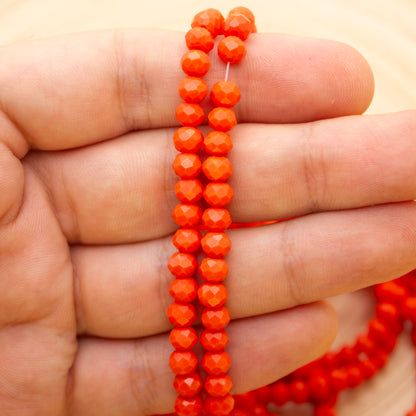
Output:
top-left (197, 7), bottom-right (256, 416)
top-left (169, 8), bottom-right (225, 416)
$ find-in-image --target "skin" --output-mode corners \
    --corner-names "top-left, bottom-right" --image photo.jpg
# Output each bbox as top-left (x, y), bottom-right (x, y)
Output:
top-left (0, 29), bottom-right (415, 416)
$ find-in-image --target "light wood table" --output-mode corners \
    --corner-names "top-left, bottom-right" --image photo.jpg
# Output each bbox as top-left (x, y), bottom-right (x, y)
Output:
top-left (0, 1), bottom-right (414, 415)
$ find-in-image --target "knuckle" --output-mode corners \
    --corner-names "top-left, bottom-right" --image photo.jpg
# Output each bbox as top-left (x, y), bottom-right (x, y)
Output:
top-left (300, 122), bottom-right (328, 212)
top-left (129, 340), bottom-right (159, 415)
top-left (279, 222), bottom-right (307, 306)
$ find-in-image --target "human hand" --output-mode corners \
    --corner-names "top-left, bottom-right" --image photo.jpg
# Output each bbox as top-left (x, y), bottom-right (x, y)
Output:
top-left (0, 29), bottom-right (415, 416)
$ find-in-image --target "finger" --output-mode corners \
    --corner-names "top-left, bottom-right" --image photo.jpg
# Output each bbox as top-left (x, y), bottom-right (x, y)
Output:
top-left (27, 111), bottom-right (416, 244)
top-left (68, 302), bottom-right (337, 416)
top-left (72, 202), bottom-right (416, 338)
top-left (0, 30), bottom-right (373, 151)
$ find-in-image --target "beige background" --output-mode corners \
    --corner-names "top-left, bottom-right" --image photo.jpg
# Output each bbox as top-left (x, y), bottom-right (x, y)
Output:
top-left (0, 0), bottom-right (415, 415)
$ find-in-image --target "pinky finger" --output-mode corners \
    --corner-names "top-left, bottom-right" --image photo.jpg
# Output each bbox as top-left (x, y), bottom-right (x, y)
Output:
top-left (67, 301), bottom-right (337, 416)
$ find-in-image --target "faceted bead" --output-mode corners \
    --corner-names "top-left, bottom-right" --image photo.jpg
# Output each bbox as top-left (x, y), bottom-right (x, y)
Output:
top-left (218, 36), bottom-right (246, 64)
top-left (174, 373), bottom-right (203, 398)
top-left (223, 15), bottom-right (254, 40)
top-left (346, 365), bottom-right (364, 388)
top-left (168, 252), bottom-right (198, 278)
top-left (203, 183), bottom-right (234, 207)
top-left (178, 77), bottom-right (208, 103)
top-left (173, 228), bottom-right (202, 253)
top-left (368, 318), bottom-right (391, 341)
top-left (169, 350), bottom-right (199, 375)
top-left (169, 278), bottom-right (198, 302)
top-left (202, 156), bottom-right (233, 182)
top-left (169, 327), bottom-right (199, 350)
top-left (185, 27), bottom-right (214, 52)
top-left (201, 306), bottom-right (231, 330)
top-left (198, 283), bottom-right (228, 308)
top-left (328, 369), bottom-right (348, 392)
top-left (202, 351), bottom-right (232, 375)
top-left (374, 281), bottom-right (407, 304)
top-left (289, 380), bottom-right (309, 404)
top-left (173, 153), bottom-right (202, 179)
top-left (308, 374), bottom-right (330, 400)
top-left (202, 208), bottom-right (232, 231)
top-left (175, 179), bottom-right (204, 203)
top-left (199, 258), bottom-right (229, 282)
top-left (402, 296), bottom-right (416, 322)
top-left (175, 395), bottom-right (203, 416)
top-left (271, 382), bottom-right (290, 406)
top-left (181, 50), bottom-right (211, 77)
top-left (191, 8), bottom-right (224, 37)
top-left (176, 103), bottom-right (205, 127)
top-left (173, 204), bottom-right (202, 227)
top-left (376, 302), bottom-right (401, 326)
top-left (204, 131), bottom-right (233, 155)
top-left (167, 302), bottom-right (197, 327)
top-left (228, 7), bottom-right (255, 24)
top-left (204, 374), bottom-right (233, 397)
top-left (211, 81), bottom-right (241, 108)
top-left (201, 232), bottom-right (231, 258)
top-left (200, 329), bottom-right (229, 352)
top-left (208, 107), bottom-right (237, 132)
top-left (173, 127), bottom-right (203, 153)
top-left (204, 394), bottom-right (235, 415)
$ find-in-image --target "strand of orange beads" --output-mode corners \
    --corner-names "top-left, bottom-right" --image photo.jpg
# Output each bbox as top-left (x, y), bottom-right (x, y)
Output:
top-left (198, 7), bottom-right (256, 416)
top-left (169, 8), bottom-right (226, 416)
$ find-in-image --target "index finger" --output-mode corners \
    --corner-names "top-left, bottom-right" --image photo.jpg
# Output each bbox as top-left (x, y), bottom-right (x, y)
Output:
top-left (0, 30), bottom-right (374, 152)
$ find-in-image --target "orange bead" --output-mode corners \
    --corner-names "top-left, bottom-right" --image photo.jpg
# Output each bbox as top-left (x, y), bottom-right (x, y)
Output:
top-left (208, 107), bottom-right (237, 131)
top-left (223, 14), bottom-right (254, 40)
top-left (205, 394), bottom-right (235, 415)
top-left (167, 302), bottom-right (197, 327)
top-left (173, 228), bottom-right (202, 253)
top-left (218, 36), bottom-right (246, 64)
top-left (185, 27), bottom-right (214, 52)
top-left (201, 306), bottom-right (231, 330)
top-left (202, 208), bottom-right (232, 231)
top-left (178, 77), bottom-right (208, 103)
top-left (176, 103), bottom-right (205, 127)
top-left (173, 153), bottom-right (202, 179)
top-left (174, 373), bottom-right (203, 398)
top-left (169, 327), bottom-right (199, 350)
top-left (191, 8), bottom-right (224, 37)
top-left (200, 329), bottom-right (229, 352)
top-left (175, 395), bottom-right (203, 416)
top-left (201, 232), bottom-right (231, 258)
top-left (202, 351), bottom-right (232, 375)
top-left (203, 182), bottom-right (234, 207)
top-left (228, 7), bottom-right (255, 24)
top-left (211, 81), bottom-right (241, 108)
top-left (173, 204), bottom-right (202, 227)
top-left (199, 258), bottom-right (229, 282)
top-left (181, 50), bottom-right (211, 77)
top-left (202, 156), bottom-right (233, 181)
top-left (169, 278), bottom-right (198, 302)
top-left (198, 283), bottom-right (228, 308)
top-left (175, 179), bottom-right (204, 203)
top-left (204, 131), bottom-right (233, 155)
top-left (205, 374), bottom-right (233, 397)
top-left (168, 252), bottom-right (198, 277)
top-left (173, 127), bottom-right (203, 153)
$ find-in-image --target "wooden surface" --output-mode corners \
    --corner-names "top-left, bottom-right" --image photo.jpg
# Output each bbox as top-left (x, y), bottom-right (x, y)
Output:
top-left (0, 1), bottom-right (414, 415)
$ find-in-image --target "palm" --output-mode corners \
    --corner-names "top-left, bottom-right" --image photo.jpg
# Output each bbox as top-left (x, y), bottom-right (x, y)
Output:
top-left (1, 29), bottom-right (415, 416)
